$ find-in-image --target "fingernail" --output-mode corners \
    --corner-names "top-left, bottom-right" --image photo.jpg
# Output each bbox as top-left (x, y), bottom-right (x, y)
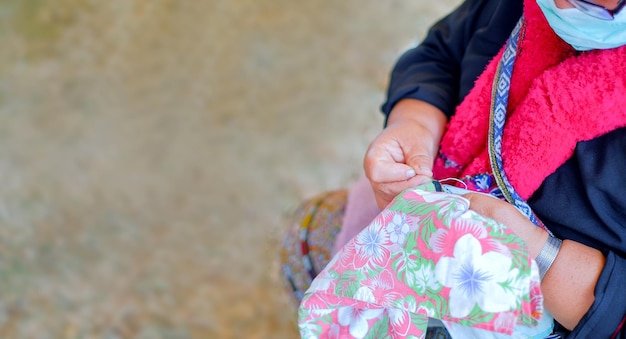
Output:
top-left (406, 169), bottom-right (416, 178)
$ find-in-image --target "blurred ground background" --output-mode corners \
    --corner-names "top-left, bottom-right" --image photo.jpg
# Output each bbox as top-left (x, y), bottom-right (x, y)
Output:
top-left (0, 0), bottom-right (458, 338)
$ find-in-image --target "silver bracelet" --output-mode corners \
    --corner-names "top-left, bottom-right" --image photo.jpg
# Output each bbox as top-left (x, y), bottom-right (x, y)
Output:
top-left (536, 235), bottom-right (562, 280)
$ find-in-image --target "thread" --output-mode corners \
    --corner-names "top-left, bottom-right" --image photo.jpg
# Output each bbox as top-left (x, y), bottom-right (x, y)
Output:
top-left (437, 177), bottom-right (468, 189)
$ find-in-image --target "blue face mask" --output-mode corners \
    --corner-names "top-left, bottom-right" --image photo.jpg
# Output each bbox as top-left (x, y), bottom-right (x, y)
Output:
top-left (536, 0), bottom-right (626, 51)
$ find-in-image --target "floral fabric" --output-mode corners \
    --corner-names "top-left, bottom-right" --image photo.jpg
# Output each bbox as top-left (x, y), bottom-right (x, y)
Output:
top-left (298, 183), bottom-right (548, 338)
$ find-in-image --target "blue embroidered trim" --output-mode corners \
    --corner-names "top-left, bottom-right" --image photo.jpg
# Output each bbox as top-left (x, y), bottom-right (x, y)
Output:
top-left (488, 18), bottom-right (547, 230)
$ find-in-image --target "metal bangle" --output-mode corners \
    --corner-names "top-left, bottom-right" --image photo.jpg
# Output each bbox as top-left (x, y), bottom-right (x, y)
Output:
top-left (536, 235), bottom-right (562, 280)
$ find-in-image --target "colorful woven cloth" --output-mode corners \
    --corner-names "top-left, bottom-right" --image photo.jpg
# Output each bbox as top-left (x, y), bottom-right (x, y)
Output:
top-left (299, 183), bottom-right (549, 338)
top-left (281, 190), bottom-right (346, 304)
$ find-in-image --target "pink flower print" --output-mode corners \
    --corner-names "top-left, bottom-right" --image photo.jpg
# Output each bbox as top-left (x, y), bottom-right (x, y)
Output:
top-left (429, 218), bottom-right (510, 257)
top-left (526, 277), bottom-right (544, 319)
top-left (301, 293), bottom-right (338, 317)
top-left (337, 306), bottom-right (384, 338)
top-left (363, 269), bottom-right (395, 292)
top-left (493, 311), bottom-right (517, 333)
top-left (387, 307), bottom-right (412, 337)
top-left (361, 270), bottom-right (401, 306)
top-left (338, 240), bottom-right (358, 267)
top-left (377, 291), bottom-right (406, 308)
top-left (385, 212), bottom-right (411, 245)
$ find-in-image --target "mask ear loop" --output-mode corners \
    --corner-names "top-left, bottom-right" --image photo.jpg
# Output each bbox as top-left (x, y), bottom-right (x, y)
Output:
top-left (438, 177), bottom-right (468, 189)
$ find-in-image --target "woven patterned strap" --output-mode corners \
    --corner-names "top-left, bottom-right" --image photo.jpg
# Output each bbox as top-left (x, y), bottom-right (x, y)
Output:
top-left (488, 17), bottom-right (547, 230)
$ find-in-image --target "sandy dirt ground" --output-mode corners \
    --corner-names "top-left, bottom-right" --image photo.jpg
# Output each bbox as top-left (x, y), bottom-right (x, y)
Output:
top-left (0, 0), bottom-right (458, 337)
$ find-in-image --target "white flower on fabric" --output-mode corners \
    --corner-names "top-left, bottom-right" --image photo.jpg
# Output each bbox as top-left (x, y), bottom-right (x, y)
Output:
top-left (337, 306), bottom-right (384, 339)
top-left (354, 286), bottom-right (376, 303)
top-left (385, 213), bottom-right (411, 245)
top-left (435, 234), bottom-right (517, 318)
top-left (355, 223), bottom-right (388, 263)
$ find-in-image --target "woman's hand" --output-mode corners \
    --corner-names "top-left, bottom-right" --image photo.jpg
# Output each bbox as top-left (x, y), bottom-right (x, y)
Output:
top-left (364, 99), bottom-right (446, 208)
top-left (462, 193), bottom-right (548, 258)
top-left (463, 192), bottom-right (604, 330)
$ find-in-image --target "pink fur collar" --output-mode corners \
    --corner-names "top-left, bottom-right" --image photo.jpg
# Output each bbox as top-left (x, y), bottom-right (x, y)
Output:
top-left (433, 0), bottom-right (626, 200)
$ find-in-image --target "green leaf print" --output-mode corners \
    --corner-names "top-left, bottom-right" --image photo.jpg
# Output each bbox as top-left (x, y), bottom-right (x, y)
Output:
top-left (509, 248), bottom-right (531, 276)
top-left (404, 257), bottom-right (441, 295)
top-left (409, 311), bottom-right (429, 329)
top-left (426, 292), bottom-right (448, 317)
top-left (417, 214), bottom-right (437, 245)
top-left (365, 314), bottom-right (391, 339)
top-left (456, 304), bottom-right (495, 327)
top-left (335, 269), bottom-right (367, 297)
top-left (392, 252), bottom-right (410, 282)
top-left (388, 197), bottom-right (441, 217)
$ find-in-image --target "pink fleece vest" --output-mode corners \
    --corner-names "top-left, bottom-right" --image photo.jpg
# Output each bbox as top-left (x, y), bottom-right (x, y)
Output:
top-left (432, 0), bottom-right (626, 200)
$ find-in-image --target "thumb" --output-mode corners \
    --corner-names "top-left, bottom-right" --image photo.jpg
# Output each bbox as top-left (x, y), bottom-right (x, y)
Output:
top-left (405, 152), bottom-right (434, 178)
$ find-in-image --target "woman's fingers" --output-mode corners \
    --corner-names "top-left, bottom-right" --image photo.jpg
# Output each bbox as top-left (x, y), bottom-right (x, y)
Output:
top-left (364, 135), bottom-right (434, 183)
top-left (463, 192), bottom-right (516, 223)
top-left (372, 174), bottom-right (433, 208)
top-left (363, 115), bottom-right (440, 208)
top-left (365, 143), bottom-right (433, 208)
top-left (366, 160), bottom-right (416, 183)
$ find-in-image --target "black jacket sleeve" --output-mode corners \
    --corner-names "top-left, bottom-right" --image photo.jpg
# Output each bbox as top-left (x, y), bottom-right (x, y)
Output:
top-left (381, 0), bottom-right (522, 122)
top-left (529, 127), bottom-right (626, 338)
top-left (571, 252), bottom-right (626, 338)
